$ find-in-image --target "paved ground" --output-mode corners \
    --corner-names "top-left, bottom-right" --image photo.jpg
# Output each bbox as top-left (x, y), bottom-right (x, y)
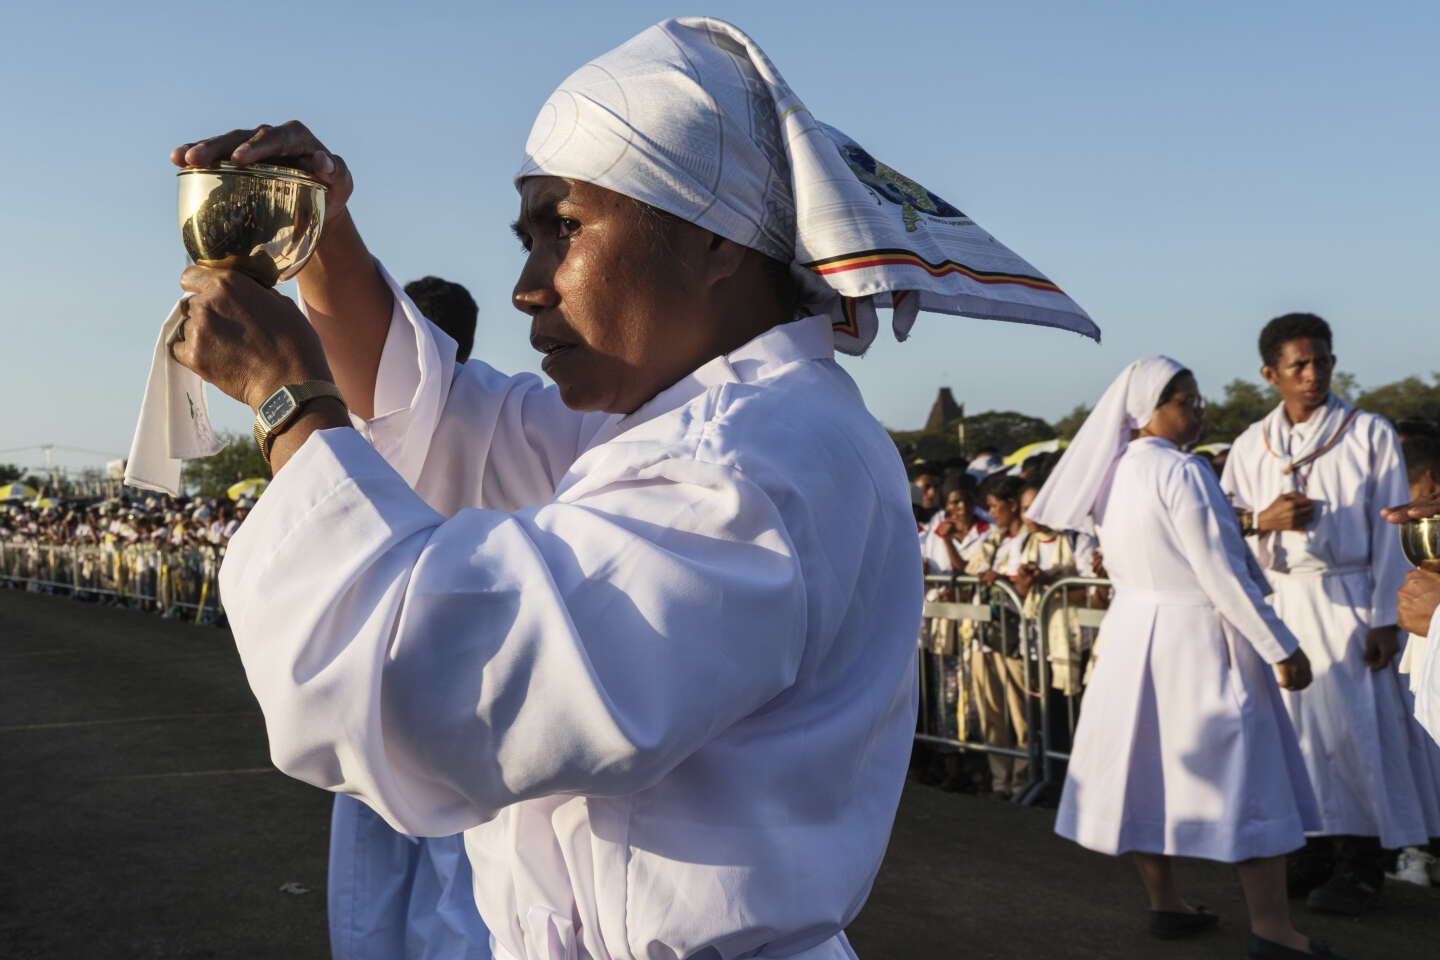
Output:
top-left (2, 587), bottom-right (1437, 959)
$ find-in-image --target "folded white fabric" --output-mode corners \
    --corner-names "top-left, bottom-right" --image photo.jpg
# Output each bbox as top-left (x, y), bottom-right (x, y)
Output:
top-left (124, 296), bottom-right (227, 495)
top-left (517, 16), bottom-right (1100, 355)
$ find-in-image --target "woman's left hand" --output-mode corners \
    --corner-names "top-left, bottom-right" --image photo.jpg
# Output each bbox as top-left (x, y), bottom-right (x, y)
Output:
top-left (171, 266), bottom-right (334, 410)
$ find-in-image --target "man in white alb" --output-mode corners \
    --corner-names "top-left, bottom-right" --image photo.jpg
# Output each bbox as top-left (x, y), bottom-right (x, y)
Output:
top-left (164, 17), bottom-right (1097, 959)
top-left (1222, 312), bottom-right (1440, 916)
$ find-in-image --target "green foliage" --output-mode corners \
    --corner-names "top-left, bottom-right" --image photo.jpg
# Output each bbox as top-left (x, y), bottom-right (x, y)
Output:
top-left (1354, 375), bottom-right (1440, 425)
top-left (1051, 403), bottom-right (1091, 440)
top-left (962, 410), bottom-right (1056, 456)
top-left (1332, 371), bottom-right (1358, 404)
top-left (180, 430), bottom-right (270, 498)
top-left (0, 463), bottom-right (45, 489)
top-left (890, 420), bottom-right (964, 464)
top-left (890, 370), bottom-right (1440, 462)
top-left (1200, 378), bottom-right (1279, 444)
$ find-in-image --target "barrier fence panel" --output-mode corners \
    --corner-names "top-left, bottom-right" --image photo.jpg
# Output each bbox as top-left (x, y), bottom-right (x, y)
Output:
top-left (0, 538), bottom-right (226, 624)
top-left (918, 574), bottom-right (1043, 802)
top-left (1030, 576), bottom-right (1112, 795)
top-left (3, 533), bottom-right (1114, 802)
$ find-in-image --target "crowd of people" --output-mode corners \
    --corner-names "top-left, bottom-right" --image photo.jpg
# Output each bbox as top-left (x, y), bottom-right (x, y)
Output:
top-left (906, 314), bottom-right (1440, 960)
top-left (0, 492), bottom-right (254, 622)
top-left (0, 494), bottom-right (253, 550)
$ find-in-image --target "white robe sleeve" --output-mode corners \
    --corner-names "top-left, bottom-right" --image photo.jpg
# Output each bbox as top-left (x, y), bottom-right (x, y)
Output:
top-left (1414, 608), bottom-right (1440, 745)
top-left (1365, 419), bottom-right (1410, 627)
top-left (1166, 458), bottom-right (1299, 664)
top-left (219, 428), bottom-right (808, 838)
top-left (311, 263), bottom-right (601, 509)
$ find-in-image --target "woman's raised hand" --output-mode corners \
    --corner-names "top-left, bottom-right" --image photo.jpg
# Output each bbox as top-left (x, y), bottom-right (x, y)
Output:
top-left (171, 121), bottom-right (353, 225)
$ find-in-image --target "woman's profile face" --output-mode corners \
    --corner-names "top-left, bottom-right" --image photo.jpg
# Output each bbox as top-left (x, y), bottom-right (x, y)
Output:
top-left (1145, 372), bottom-right (1205, 448)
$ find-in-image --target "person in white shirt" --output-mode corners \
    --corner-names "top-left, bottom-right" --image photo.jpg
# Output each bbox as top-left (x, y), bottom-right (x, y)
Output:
top-left (967, 476), bottom-right (1031, 799)
top-left (1029, 356), bottom-right (1341, 959)
top-left (1221, 313), bottom-right (1440, 915)
top-left (162, 16), bottom-right (1097, 958)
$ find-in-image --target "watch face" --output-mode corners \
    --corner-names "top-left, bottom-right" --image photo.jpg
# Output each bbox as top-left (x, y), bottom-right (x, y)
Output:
top-left (260, 389), bottom-right (297, 428)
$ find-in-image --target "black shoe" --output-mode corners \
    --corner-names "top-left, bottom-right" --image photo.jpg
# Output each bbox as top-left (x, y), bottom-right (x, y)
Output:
top-left (1287, 840), bottom-right (1335, 898)
top-left (1149, 906), bottom-right (1219, 940)
top-left (1247, 933), bottom-right (1350, 958)
top-left (1306, 868), bottom-right (1380, 916)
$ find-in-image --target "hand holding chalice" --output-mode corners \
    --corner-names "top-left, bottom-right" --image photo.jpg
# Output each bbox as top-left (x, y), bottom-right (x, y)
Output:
top-left (168, 123), bottom-right (350, 451)
top-left (1383, 500), bottom-right (1440, 637)
top-left (173, 122), bottom-right (355, 285)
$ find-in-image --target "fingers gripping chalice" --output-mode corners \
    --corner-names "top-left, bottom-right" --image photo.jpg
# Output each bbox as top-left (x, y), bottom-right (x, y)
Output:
top-left (177, 162), bottom-right (326, 286)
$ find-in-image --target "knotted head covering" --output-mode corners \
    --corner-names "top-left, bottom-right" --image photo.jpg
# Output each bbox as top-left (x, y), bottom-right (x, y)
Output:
top-left (516, 16), bottom-right (1099, 355)
top-left (1026, 356), bottom-right (1187, 534)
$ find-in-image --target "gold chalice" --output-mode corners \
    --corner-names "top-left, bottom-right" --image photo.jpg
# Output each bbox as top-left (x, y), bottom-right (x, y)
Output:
top-left (1400, 517), bottom-right (1440, 572)
top-left (177, 162), bottom-right (326, 286)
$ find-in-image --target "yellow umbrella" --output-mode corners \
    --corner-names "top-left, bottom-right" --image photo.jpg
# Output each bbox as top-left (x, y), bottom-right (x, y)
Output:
top-left (1002, 438), bottom-right (1068, 466)
top-left (28, 497), bottom-right (55, 509)
top-left (227, 478), bottom-right (269, 501)
top-left (0, 482), bottom-right (38, 502)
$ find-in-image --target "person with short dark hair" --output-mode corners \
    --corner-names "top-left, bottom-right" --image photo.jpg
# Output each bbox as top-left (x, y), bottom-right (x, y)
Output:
top-left (404, 276), bottom-right (478, 364)
top-left (909, 461), bottom-right (942, 528)
top-left (1222, 313), bottom-right (1440, 917)
top-left (967, 474), bottom-right (1030, 798)
top-left (1403, 434), bottom-right (1440, 503)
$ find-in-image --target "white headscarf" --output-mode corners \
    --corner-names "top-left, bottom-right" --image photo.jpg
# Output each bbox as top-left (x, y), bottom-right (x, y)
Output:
top-left (1026, 356), bottom-right (1187, 534)
top-left (516, 17), bottom-right (1099, 355)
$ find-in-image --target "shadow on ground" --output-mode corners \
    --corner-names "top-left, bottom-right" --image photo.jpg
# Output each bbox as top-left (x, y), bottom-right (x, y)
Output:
top-left (2, 589), bottom-right (1435, 958)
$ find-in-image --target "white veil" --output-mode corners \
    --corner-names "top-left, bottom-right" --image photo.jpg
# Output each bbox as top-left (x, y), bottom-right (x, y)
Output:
top-left (1026, 356), bottom-right (1187, 535)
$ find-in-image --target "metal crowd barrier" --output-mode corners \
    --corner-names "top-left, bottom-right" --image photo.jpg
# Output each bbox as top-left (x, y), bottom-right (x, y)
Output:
top-left (0, 538), bottom-right (226, 624)
top-left (1031, 577), bottom-right (1112, 797)
top-left (917, 572), bottom-right (1113, 806)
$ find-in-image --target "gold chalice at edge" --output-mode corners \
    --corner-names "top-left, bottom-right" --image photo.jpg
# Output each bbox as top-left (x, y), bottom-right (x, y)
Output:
top-left (1400, 517), bottom-right (1440, 572)
top-left (177, 161), bottom-right (327, 287)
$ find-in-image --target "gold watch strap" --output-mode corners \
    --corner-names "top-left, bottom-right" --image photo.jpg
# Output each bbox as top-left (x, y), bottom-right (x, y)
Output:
top-left (254, 380), bottom-right (345, 466)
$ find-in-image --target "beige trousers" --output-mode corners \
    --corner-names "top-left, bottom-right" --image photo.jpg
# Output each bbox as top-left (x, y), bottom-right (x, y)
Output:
top-left (968, 649), bottom-right (1030, 795)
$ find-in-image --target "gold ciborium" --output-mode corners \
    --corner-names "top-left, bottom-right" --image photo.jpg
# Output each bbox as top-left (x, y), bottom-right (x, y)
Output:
top-left (177, 162), bottom-right (326, 286)
top-left (1400, 517), bottom-right (1440, 572)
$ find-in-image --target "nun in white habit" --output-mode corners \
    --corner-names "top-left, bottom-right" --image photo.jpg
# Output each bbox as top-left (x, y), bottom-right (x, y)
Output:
top-left (1027, 358), bottom-right (1342, 959)
top-left (163, 17), bottom-right (1098, 960)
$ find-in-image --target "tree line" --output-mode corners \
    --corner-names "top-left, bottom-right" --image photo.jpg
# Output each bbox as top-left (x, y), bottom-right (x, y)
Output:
top-left (892, 372), bottom-right (1440, 463)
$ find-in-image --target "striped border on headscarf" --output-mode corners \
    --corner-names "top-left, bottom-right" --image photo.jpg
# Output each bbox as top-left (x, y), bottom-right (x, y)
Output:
top-left (803, 248), bottom-right (1064, 293)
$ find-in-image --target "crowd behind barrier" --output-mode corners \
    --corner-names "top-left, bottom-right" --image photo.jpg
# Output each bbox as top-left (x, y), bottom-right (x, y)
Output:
top-left (0, 441), bottom-right (1222, 807)
top-left (916, 571), bottom-right (1113, 805)
top-left (0, 492), bottom-right (255, 624)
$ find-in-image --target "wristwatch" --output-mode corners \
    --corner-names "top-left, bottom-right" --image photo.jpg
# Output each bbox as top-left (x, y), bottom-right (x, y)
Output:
top-left (253, 380), bottom-right (345, 466)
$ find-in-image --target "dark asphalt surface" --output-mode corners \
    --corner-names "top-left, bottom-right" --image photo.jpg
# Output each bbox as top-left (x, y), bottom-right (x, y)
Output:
top-left (2, 587), bottom-right (1437, 959)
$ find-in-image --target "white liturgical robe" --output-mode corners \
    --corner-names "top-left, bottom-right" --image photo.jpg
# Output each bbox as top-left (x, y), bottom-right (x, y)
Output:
top-left (1056, 438), bottom-right (1319, 861)
top-left (219, 270), bottom-right (921, 960)
top-left (1222, 397), bottom-right (1440, 846)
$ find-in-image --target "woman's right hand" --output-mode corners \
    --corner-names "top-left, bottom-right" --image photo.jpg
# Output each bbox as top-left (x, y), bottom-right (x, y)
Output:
top-left (1274, 648), bottom-right (1313, 691)
top-left (171, 122), bottom-right (353, 225)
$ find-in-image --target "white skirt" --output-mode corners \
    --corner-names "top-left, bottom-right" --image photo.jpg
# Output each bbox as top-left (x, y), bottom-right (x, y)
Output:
top-left (1055, 592), bottom-right (1319, 862)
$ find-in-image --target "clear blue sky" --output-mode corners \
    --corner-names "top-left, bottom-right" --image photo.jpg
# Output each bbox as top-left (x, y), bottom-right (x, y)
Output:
top-left (3, 0), bottom-right (1437, 473)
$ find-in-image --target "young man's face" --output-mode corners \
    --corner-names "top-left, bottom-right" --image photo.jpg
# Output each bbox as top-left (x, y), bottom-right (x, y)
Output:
top-left (945, 489), bottom-right (973, 523)
top-left (1262, 337), bottom-right (1334, 417)
top-left (916, 474), bottom-right (939, 509)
